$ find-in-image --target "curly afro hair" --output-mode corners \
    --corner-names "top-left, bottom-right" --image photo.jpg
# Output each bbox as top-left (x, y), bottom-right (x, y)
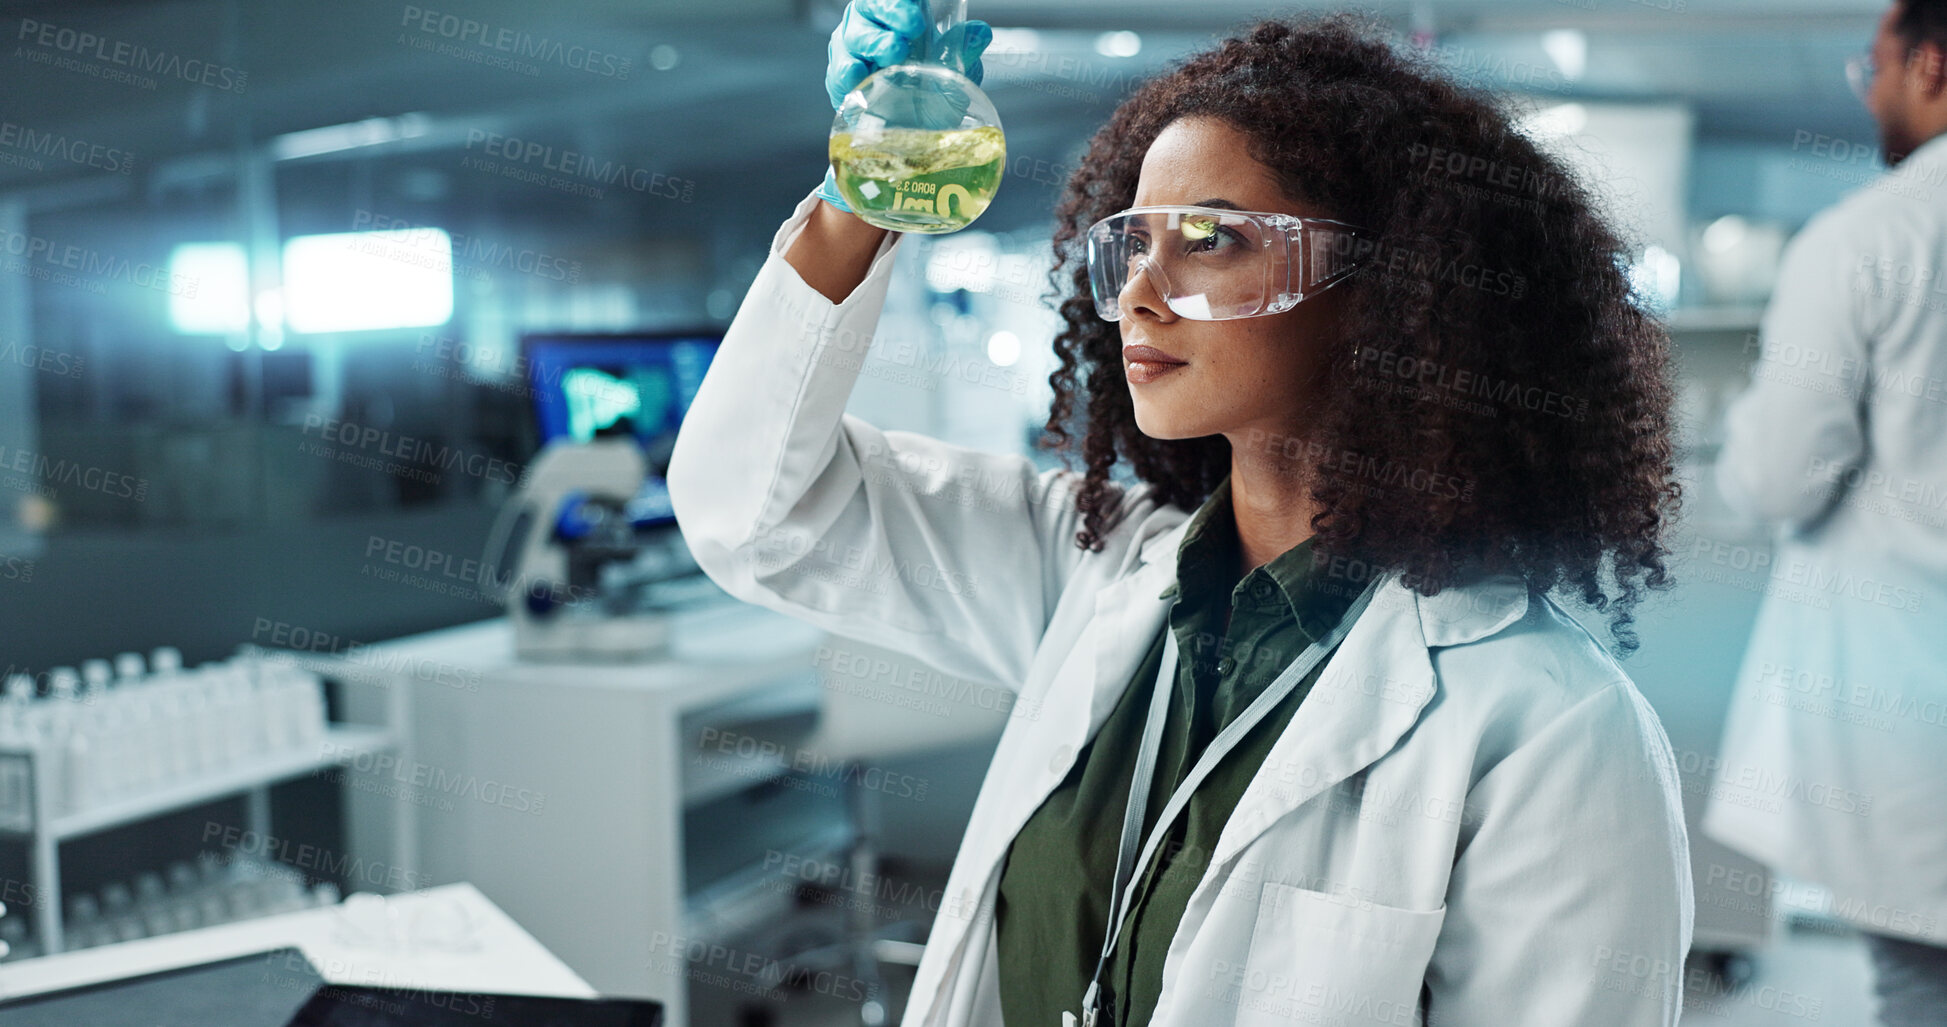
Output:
top-left (1036, 13), bottom-right (1682, 655)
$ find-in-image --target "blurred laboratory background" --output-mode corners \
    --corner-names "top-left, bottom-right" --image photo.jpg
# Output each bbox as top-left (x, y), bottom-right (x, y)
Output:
top-left (0, 0), bottom-right (1918, 1024)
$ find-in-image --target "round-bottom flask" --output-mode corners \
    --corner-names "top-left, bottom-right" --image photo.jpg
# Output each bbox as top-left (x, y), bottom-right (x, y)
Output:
top-left (829, 60), bottom-right (1004, 233)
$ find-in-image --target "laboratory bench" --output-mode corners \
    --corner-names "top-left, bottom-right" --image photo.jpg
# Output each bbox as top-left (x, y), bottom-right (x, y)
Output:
top-left (0, 881), bottom-right (594, 1004)
top-left (278, 597), bottom-right (852, 1027)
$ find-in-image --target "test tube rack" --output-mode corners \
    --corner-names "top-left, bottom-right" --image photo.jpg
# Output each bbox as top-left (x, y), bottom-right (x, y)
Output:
top-left (0, 646), bottom-right (398, 956)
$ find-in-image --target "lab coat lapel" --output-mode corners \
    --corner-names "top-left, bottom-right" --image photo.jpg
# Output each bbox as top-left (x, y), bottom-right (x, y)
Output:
top-left (926, 519), bottom-right (1187, 964)
top-left (1207, 578), bottom-right (1438, 869)
top-left (903, 527), bottom-right (1181, 1027)
top-left (1084, 526), bottom-right (1186, 737)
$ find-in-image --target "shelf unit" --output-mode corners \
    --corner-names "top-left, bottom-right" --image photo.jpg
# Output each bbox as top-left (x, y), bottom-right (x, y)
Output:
top-left (0, 714), bottom-right (400, 957)
top-left (1663, 304), bottom-right (1764, 334)
top-left (321, 607), bottom-right (843, 1027)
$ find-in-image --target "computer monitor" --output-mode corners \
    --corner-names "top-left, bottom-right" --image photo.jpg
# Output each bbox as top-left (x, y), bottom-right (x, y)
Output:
top-left (521, 330), bottom-right (721, 528)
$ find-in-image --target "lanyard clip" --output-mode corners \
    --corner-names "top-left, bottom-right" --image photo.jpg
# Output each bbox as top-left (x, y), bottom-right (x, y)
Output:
top-left (1079, 980), bottom-right (1102, 1027)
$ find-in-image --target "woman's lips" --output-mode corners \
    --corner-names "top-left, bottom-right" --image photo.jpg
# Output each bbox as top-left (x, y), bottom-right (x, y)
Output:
top-left (1125, 360), bottom-right (1186, 384)
top-left (1124, 345), bottom-right (1186, 384)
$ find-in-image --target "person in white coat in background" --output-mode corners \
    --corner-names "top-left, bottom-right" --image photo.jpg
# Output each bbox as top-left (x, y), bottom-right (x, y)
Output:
top-left (1705, 2), bottom-right (1947, 1023)
top-left (670, 6), bottom-right (1694, 1025)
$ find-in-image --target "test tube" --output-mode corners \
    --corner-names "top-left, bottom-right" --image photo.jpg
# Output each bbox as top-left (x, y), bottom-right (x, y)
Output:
top-left (150, 647), bottom-right (183, 675)
top-left (114, 652), bottom-right (146, 681)
top-left (80, 659), bottom-right (112, 697)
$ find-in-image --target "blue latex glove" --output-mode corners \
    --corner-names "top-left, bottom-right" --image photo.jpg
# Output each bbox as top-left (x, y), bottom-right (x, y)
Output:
top-left (817, 0), bottom-right (993, 213)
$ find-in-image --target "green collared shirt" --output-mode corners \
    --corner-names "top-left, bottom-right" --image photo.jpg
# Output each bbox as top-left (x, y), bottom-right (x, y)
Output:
top-left (994, 473), bottom-right (1358, 1027)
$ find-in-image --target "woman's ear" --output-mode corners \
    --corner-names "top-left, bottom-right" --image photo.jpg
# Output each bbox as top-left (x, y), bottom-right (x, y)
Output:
top-left (1913, 39), bottom-right (1947, 100)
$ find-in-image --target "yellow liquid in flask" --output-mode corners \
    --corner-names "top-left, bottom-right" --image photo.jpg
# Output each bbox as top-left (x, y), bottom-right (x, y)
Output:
top-left (830, 125), bottom-right (1006, 234)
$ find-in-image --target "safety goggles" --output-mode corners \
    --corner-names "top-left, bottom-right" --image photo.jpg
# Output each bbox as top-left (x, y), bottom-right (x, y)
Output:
top-left (1084, 204), bottom-right (1368, 321)
top-left (1845, 50), bottom-right (1875, 103)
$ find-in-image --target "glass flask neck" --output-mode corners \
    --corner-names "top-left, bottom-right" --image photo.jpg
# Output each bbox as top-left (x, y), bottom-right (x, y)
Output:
top-left (920, 0), bottom-right (972, 75)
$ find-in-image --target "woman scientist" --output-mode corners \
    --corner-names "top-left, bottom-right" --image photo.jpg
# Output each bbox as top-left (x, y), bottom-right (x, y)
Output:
top-left (667, 6), bottom-right (1693, 1026)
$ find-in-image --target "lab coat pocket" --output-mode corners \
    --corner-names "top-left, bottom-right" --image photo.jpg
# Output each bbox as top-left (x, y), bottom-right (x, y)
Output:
top-left (1223, 882), bottom-right (1446, 1027)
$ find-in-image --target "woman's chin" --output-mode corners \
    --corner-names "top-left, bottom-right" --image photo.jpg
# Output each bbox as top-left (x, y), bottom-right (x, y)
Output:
top-left (1131, 406), bottom-right (1201, 441)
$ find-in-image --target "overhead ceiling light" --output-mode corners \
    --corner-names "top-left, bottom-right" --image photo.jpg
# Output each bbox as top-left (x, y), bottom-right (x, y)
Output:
top-left (270, 114), bottom-right (433, 161)
top-left (924, 233), bottom-right (1001, 293)
top-left (253, 289), bottom-right (286, 351)
top-left (988, 27), bottom-right (1041, 53)
top-left (1521, 102), bottom-right (1588, 138)
top-left (168, 242), bottom-right (250, 335)
top-left (1630, 244), bottom-right (1680, 312)
top-left (1541, 29), bottom-right (1586, 82)
top-left (1094, 31), bottom-right (1141, 58)
top-left (283, 230), bottom-right (454, 333)
top-left (986, 330), bottom-right (1021, 367)
top-left (1703, 215), bottom-right (1749, 254)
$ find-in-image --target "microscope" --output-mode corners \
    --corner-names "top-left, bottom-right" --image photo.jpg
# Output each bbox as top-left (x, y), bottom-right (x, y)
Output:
top-left (481, 434), bottom-right (720, 662)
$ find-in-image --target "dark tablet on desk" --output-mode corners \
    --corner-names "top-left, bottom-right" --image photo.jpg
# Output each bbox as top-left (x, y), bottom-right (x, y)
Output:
top-left (286, 985), bottom-right (664, 1026)
top-left (0, 946), bottom-right (324, 1026)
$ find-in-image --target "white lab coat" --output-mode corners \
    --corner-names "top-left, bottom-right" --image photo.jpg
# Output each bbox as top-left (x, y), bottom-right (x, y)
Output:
top-left (667, 186), bottom-right (1694, 1026)
top-left (1705, 132), bottom-right (1947, 946)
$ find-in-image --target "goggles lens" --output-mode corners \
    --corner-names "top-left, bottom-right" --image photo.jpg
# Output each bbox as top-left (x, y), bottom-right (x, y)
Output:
top-left (1084, 206), bottom-right (1364, 321)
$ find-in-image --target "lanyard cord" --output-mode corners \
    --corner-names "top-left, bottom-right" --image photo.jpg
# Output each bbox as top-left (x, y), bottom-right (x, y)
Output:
top-left (1074, 573), bottom-right (1384, 1027)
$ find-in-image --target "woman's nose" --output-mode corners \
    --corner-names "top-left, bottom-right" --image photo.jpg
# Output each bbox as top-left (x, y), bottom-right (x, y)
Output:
top-left (1119, 257), bottom-right (1178, 322)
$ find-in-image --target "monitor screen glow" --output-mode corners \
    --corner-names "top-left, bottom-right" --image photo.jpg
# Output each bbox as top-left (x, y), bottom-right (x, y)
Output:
top-left (522, 331), bottom-right (721, 528)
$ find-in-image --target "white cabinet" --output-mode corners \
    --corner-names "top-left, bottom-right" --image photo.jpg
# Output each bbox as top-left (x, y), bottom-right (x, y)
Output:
top-left (326, 603), bottom-right (833, 1027)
